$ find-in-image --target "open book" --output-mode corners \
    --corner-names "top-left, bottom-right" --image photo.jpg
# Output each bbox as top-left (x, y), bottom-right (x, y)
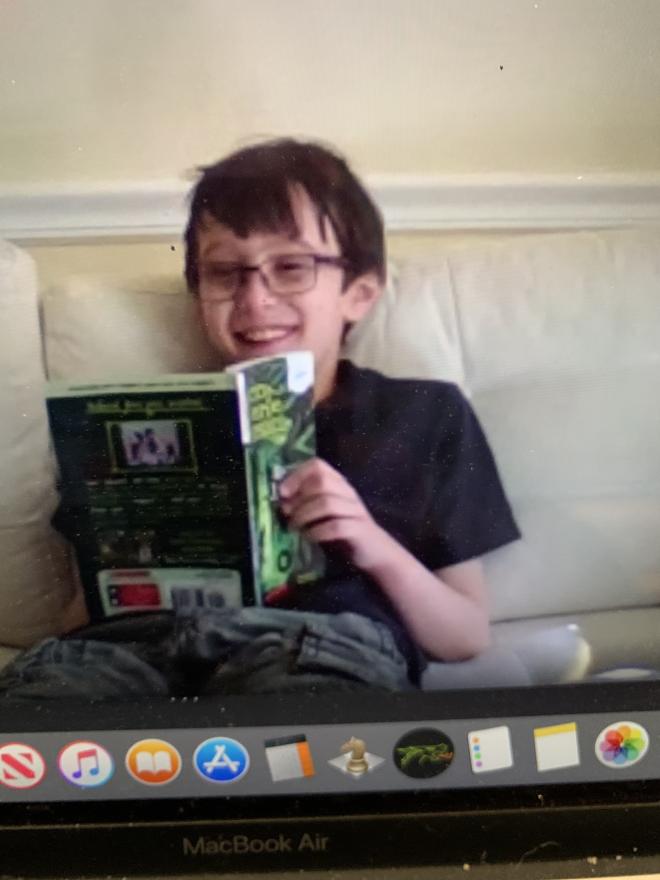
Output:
top-left (47, 352), bottom-right (324, 620)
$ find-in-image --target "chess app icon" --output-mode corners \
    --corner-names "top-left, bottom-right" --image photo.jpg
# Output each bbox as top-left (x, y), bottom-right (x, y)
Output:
top-left (328, 736), bottom-right (384, 778)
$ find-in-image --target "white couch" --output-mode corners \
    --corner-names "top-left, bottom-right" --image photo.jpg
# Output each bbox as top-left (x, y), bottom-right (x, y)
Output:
top-left (1, 228), bottom-right (659, 685)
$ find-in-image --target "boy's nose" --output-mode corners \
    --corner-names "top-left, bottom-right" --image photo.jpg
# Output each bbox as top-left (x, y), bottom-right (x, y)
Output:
top-left (234, 268), bottom-right (276, 310)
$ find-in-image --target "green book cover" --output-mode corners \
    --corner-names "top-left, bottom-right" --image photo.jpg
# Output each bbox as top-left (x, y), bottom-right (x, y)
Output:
top-left (230, 351), bottom-right (325, 604)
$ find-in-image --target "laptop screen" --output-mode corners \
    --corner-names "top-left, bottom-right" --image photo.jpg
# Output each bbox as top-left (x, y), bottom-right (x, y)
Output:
top-left (1, 2), bottom-right (660, 876)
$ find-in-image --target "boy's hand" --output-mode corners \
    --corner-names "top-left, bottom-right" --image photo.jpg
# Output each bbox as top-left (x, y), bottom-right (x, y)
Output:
top-left (278, 458), bottom-right (390, 572)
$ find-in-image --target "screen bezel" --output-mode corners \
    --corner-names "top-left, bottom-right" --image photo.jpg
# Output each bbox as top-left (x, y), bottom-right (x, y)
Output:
top-left (3, 679), bottom-right (660, 876)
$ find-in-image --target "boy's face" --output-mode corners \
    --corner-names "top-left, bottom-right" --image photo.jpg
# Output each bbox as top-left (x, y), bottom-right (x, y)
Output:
top-left (195, 186), bottom-right (381, 399)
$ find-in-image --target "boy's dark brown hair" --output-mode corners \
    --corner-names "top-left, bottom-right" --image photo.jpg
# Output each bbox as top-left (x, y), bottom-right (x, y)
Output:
top-left (184, 138), bottom-right (386, 294)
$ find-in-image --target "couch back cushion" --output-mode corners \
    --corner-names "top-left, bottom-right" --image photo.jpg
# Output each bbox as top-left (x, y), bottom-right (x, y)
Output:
top-left (0, 241), bottom-right (75, 647)
top-left (36, 228), bottom-right (660, 625)
top-left (348, 228), bottom-right (660, 621)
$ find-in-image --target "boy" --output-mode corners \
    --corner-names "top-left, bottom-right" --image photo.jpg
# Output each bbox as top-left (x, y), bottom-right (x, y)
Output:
top-left (0, 138), bottom-right (519, 699)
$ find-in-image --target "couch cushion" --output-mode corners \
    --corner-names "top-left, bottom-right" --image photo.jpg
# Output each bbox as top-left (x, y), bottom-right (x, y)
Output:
top-left (346, 259), bottom-right (467, 387)
top-left (493, 606), bottom-right (660, 674)
top-left (450, 229), bottom-right (660, 392)
top-left (43, 275), bottom-right (221, 379)
top-left (347, 230), bottom-right (660, 622)
top-left (0, 240), bottom-right (76, 647)
top-left (41, 229), bottom-right (660, 628)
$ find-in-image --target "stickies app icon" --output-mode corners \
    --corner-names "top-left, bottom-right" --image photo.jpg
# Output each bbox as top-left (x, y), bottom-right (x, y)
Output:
top-left (59, 741), bottom-right (114, 788)
top-left (125, 738), bottom-right (182, 785)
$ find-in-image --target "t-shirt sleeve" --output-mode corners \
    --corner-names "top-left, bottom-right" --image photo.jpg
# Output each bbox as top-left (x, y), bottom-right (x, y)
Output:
top-left (417, 385), bottom-right (521, 571)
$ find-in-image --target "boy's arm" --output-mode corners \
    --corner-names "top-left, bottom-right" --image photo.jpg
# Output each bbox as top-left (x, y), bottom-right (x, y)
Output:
top-left (279, 458), bottom-right (490, 662)
top-left (362, 537), bottom-right (490, 661)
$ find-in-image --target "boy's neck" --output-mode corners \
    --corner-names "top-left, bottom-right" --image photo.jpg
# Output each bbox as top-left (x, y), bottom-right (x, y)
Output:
top-left (315, 361), bottom-right (339, 405)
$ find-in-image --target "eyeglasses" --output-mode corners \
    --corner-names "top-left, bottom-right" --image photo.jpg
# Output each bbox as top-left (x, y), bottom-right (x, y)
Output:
top-left (198, 253), bottom-right (349, 303)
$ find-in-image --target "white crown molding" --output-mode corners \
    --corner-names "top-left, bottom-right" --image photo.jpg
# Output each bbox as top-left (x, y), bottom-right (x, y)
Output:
top-left (2, 173), bottom-right (660, 244)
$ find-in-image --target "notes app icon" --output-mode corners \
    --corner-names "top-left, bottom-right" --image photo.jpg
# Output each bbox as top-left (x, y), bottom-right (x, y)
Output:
top-left (125, 738), bottom-right (182, 785)
top-left (59, 741), bottom-right (114, 788)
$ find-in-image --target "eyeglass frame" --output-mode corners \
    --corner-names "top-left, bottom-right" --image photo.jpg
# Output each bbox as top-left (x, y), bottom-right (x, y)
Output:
top-left (197, 252), bottom-right (351, 303)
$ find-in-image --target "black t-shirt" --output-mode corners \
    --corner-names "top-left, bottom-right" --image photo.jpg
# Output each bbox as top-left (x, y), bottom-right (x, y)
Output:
top-left (276, 360), bottom-right (521, 680)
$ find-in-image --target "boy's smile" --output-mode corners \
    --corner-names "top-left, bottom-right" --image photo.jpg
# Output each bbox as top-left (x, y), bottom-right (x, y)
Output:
top-left (195, 186), bottom-right (381, 400)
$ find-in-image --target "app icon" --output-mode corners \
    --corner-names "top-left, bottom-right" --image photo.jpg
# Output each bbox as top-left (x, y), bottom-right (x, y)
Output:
top-left (534, 722), bottom-right (580, 772)
top-left (328, 735), bottom-right (384, 778)
top-left (264, 734), bottom-right (314, 782)
top-left (0, 742), bottom-right (46, 790)
top-left (393, 728), bottom-right (455, 779)
top-left (125, 738), bottom-right (181, 785)
top-left (59, 741), bottom-right (114, 788)
top-left (468, 726), bottom-right (513, 774)
top-left (194, 737), bottom-right (250, 783)
top-left (595, 721), bottom-right (649, 768)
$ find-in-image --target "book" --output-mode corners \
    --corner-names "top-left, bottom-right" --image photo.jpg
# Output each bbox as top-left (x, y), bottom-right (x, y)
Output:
top-left (46, 351), bottom-right (324, 620)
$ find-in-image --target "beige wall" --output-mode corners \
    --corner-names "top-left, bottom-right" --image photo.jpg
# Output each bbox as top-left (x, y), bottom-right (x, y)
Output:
top-left (2, 0), bottom-right (660, 187)
top-left (27, 231), bottom-right (539, 291)
top-left (5, 0), bottom-right (660, 287)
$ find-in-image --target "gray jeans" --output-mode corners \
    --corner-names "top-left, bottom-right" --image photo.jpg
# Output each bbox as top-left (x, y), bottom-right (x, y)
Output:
top-left (0, 607), bottom-right (412, 701)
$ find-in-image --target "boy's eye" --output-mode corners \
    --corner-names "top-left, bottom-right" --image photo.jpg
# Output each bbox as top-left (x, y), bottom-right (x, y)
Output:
top-left (202, 264), bottom-right (239, 288)
top-left (270, 256), bottom-right (311, 279)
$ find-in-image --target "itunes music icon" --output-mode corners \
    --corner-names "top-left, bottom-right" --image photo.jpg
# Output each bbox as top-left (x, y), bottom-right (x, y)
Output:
top-left (58, 741), bottom-right (114, 788)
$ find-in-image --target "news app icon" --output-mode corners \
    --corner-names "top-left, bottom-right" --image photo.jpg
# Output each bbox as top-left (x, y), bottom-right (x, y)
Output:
top-left (0, 742), bottom-right (46, 790)
top-left (264, 734), bottom-right (315, 783)
top-left (59, 741), bottom-right (114, 788)
top-left (595, 721), bottom-right (649, 768)
top-left (193, 737), bottom-right (250, 784)
top-left (534, 722), bottom-right (580, 772)
top-left (468, 726), bottom-right (514, 774)
top-left (125, 738), bottom-right (182, 785)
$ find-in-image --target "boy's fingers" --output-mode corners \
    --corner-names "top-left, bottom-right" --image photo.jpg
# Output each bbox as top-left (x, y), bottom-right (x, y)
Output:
top-left (279, 458), bottom-right (344, 500)
top-left (304, 517), bottom-right (361, 545)
top-left (284, 493), bottom-right (361, 530)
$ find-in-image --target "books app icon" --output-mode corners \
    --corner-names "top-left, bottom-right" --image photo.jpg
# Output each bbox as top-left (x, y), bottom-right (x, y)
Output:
top-left (125, 739), bottom-right (182, 785)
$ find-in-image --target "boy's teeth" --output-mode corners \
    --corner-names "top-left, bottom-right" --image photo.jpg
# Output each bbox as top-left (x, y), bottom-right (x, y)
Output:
top-left (242, 328), bottom-right (290, 342)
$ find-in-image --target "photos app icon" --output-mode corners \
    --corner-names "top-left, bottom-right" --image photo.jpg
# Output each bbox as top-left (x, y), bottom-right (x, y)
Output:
top-left (595, 722), bottom-right (649, 768)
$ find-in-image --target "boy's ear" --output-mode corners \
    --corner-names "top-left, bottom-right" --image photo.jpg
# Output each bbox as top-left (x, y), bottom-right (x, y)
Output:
top-left (341, 272), bottom-right (383, 323)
